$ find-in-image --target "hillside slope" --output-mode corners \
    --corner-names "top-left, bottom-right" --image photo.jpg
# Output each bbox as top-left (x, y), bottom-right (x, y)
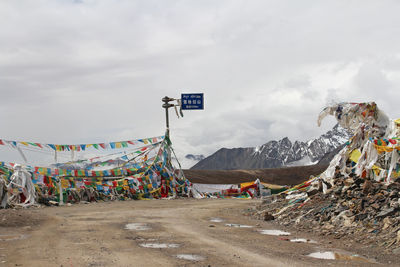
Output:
top-left (184, 164), bottom-right (328, 186)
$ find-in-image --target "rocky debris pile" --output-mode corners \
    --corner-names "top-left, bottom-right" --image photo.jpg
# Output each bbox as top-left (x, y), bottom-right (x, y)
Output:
top-left (252, 102), bottom-right (400, 254)
top-left (254, 174), bottom-right (400, 253)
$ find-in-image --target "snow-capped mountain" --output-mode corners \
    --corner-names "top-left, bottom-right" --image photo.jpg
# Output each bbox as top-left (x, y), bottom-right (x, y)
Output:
top-left (190, 124), bottom-right (351, 170)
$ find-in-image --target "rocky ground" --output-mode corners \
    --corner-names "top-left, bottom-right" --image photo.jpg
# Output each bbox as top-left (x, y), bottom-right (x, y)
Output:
top-left (253, 176), bottom-right (400, 256)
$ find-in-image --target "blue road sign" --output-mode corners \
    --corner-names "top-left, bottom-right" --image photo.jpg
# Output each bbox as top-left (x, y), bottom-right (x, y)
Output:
top-left (181, 93), bottom-right (204, 110)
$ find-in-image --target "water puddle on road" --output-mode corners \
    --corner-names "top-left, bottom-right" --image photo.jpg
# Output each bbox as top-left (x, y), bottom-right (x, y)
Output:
top-left (225, 223), bottom-right (253, 228)
top-left (210, 218), bottom-right (224, 223)
top-left (0, 234), bottom-right (29, 241)
top-left (290, 238), bottom-right (317, 244)
top-left (308, 251), bottom-right (335, 260)
top-left (176, 254), bottom-right (205, 261)
top-left (308, 251), bottom-right (372, 262)
top-left (259, 230), bottom-right (290, 236)
top-left (125, 223), bottom-right (151, 231)
top-left (139, 243), bottom-right (180, 249)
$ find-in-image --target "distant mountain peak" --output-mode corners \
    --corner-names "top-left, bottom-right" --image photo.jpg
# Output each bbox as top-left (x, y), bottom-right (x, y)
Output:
top-left (190, 124), bottom-right (352, 170)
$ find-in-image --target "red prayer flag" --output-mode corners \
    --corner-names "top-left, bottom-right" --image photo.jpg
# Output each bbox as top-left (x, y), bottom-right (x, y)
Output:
top-left (35, 143), bottom-right (42, 148)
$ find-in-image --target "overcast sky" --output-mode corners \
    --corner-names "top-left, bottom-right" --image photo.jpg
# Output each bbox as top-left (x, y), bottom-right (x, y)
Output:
top-left (1, 0), bottom-right (400, 168)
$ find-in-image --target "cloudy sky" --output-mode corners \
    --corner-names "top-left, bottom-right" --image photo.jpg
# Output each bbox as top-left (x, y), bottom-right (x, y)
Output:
top-left (1, 0), bottom-right (400, 168)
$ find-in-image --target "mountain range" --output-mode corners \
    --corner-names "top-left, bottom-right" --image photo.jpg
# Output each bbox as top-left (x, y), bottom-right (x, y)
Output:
top-left (189, 124), bottom-right (351, 170)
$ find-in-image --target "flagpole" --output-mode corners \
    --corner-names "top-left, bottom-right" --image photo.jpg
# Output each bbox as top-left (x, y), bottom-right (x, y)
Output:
top-left (162, 96), bottom-right (174, 137)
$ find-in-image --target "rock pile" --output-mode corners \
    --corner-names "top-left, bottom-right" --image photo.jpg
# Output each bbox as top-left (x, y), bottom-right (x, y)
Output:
top-left (254, 102), bottom-right (400, 254)
top-left (255, 175), bottom-right (400, 253)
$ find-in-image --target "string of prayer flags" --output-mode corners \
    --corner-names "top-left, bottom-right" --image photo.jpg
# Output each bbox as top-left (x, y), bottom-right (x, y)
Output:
top-left (0, 135), bottom-right (165, 152)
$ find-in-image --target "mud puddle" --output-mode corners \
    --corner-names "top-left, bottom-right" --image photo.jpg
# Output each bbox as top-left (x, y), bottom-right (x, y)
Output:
top-left (139, 243), bottom-right (180, 249)
top-left (290, 238), bottom-right (317, 243)
top-left (259, 230), bottom-right (290, 236)
top-left (0, 234), bottom-right (29, 241)
top-left (176, 254), bottom-right (205, 261)
top-left (308, 251), bottom-right (373, 262)
top-left (125, 223), bottom-right (151, 231)
top-left (225, 223), bottom-right (253, 228)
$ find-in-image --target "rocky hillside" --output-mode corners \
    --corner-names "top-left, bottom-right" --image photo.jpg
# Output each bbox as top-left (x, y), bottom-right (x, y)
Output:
top-left (191, 124), bottom-right (351, 170)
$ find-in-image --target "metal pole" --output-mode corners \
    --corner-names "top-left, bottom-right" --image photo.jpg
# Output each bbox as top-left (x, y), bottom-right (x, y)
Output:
top-left (59, 179), bottom-right (64, 206)
top-left (165, 103), bottom-right (170, 137)
top-left (162, 96), bottom-right (174, 137)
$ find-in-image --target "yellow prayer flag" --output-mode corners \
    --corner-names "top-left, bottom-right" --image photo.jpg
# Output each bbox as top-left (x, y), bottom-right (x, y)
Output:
top-left (349, 149), bottom-right (362, 163)
top-left (61, 178), bottom-right (70, 189)
top-left (240, 181), bottom-right (256, 188)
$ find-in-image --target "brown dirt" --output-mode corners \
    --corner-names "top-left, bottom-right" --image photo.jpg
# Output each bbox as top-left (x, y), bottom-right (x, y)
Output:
top-left (183, 164), bottom-right (328, 185)
top-left (0, 198), bottom-right (396, 267)
top-left (0, 209), bottom-right (46, 228)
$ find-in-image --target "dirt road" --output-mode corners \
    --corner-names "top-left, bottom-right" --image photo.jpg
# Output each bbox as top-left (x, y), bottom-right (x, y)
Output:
top-left (0, 199), bottom-right (390, 266)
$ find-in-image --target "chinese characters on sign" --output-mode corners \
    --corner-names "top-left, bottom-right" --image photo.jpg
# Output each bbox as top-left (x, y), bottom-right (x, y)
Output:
top-left (181, 93), bottom-right (204, 110)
